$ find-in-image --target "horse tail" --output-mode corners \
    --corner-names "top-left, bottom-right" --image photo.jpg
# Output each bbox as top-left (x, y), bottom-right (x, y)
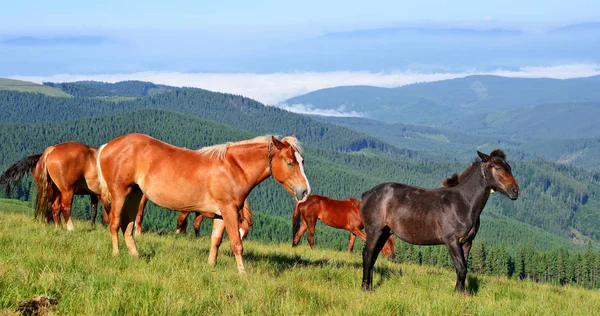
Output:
top-left (34, 148), bottom-right (54, 221)
top-left (292, 200), bottom-right (302, 242)
top-left (96, 144), bottom-right (112, 205)
top-left (0, 154), bottom-right (42, 195)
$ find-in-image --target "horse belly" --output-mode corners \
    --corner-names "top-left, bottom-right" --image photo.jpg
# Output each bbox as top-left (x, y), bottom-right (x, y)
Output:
top-left (389, 216), bottom-right (442, 246)
top-left (140, 178), bottom-right (220, 215)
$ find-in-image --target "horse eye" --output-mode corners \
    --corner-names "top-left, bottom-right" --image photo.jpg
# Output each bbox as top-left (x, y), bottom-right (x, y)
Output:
top-left (494, 167), bottom-right (501, 171)
top-left (286, 161), bottom-right (294, 166)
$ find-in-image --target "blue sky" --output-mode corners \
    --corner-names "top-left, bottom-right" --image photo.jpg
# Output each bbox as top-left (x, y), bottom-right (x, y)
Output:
top-left (2, 0), bottom-right (599, 34)
top-left (2, 0), bottom-right (600, 104)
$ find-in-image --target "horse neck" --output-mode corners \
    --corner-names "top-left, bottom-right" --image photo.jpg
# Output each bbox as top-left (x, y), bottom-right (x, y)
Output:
top-left (226, 143), bottom-right (271, 187)
top-left (456, 163), bottom-right (491, 218)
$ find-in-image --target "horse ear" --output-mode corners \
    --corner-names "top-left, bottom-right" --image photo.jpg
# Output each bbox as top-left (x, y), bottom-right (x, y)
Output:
top-left (490, 149), bottom-right (506, 160)
top-left (477, 151), bottom-right (490, 162)
top-left (271, 136), bottom-right (285, 150)
top-left (291, 133), bottom-right (296, 138)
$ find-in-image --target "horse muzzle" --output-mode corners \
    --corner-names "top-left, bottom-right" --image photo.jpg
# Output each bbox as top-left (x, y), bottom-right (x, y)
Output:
top-left (295, 187), bottom-right (309, 202)
top-left (507, 184), bottom-right (520, 200)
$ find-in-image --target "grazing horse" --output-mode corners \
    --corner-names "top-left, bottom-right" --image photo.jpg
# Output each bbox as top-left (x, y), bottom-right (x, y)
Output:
top-left (291, 194), bottom-right (396, 260)
top-left (96, 133), bottom-right (310, 273)
top-left (360, 150), bottom-right (520, 292)
top-left (0, 142), bottom-right (110, 230)
top-left (134, 194), bottom-right (253, 239)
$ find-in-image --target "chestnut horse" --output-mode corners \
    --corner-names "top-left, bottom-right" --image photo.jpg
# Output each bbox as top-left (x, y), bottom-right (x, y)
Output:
top-left (134, 195), bottom-right (253, 240)
top-left (0, 142), bottom-right (110, 230)
top-left (360, 150), bottom-right (520, 292)
top-left (96, 133), bottom-right (310, 272)
top-left (291, 194), bottom-right (396, 260)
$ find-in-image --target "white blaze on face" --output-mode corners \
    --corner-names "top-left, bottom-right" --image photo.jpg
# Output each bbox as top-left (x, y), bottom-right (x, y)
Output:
top-left (66, 218), bottom-right (75, 231)
top-left (239, 228), bottom-right (245, 240)
top-left (294, 151), bottom-right (311, 201)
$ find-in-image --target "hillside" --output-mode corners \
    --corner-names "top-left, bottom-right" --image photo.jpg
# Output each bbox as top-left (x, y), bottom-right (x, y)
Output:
top-left (312, 115), bottom-right (600, 169)
top-left (284, 75), bottom-right (600, 136)
top-left (1, 108), bottom-right (599, 249)
top-left (1, 209), bottom-right (599, 314)
top-left (0, 78), bottom-right (71, 97)
top-left (43, 80), bottom-right (176, 98)
top-left (0, 88), bottom-right (420, 157)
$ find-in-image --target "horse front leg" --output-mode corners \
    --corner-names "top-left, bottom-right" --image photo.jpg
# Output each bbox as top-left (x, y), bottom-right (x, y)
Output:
top-left (222, 205), bottom-right (246, 273)
top-left (348, 233), bottom-right (356, 253)
top-left (134, 194), bottom-right (148, 236)
top-left (446, 241), bottom-right (467, 293)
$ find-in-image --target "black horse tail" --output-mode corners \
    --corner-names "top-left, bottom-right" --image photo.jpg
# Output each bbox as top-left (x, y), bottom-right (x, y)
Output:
top-left (292, 200), bottom-right (302, 244)
top-left (0, 154), bottom-right (42, 195)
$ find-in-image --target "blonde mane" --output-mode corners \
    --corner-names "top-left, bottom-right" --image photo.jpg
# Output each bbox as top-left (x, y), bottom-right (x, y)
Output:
top-left (197, 135), bottom-right (303, 160)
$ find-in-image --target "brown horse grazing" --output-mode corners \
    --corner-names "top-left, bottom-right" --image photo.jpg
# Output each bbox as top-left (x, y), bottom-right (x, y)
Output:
top-left (292, 194), bottom-right (396, 259)
top-left (0, 142), bottom-right (110, 230)
top-left (96, 133), bottom-right (310, 273)
top-left (360, 150), bottom-right (520, 292)
top-left (134, 194), bottom-right (253, 240)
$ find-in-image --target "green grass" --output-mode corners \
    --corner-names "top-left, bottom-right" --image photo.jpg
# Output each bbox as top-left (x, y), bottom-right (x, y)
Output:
top-left (0, 78), bottom-right (72, 98)
top-left (1, 204), bottom-right (600, 315)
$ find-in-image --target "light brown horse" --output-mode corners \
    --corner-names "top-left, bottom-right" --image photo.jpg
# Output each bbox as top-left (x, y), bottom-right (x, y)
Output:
top-left (134, 195), bottom-right (253, 239)
top-left (0, 142), bottom-right (110, 230)
top-left (292, 194), bottom-right (396, 259)
top-left (97, 133), bottom-right (310, 272)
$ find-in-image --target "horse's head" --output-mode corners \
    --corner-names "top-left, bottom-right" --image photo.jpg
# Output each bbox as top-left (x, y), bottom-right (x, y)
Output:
top-left (477, 150), bottom-right (520, 200)
top-left (270, 136), bottom-right (311, 202)
top-left (348, 197), bottom-right (361, 209)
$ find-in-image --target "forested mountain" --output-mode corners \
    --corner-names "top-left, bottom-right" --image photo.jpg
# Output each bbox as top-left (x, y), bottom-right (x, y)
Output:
top-left (285, 75), bottom-right (600, 136)
top-left (0, 89), bottom-right (422, 157)
top-left (312, 116), bottom-right (600, 169)
top-left (43, 80), bottom-right (176, 97)
top-left (0, 78), bottom-right (71, 97)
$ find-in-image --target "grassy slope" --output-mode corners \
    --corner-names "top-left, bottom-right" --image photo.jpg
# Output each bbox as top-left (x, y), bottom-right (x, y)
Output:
top-left (0, 78), bottom-right (72, 98)
top-left (1, 205), bottom-right (599, 315)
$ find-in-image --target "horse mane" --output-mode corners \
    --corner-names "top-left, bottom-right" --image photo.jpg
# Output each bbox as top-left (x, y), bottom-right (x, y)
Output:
top-left (441, 174), bottom-right (460, 187)
top-left (196, 135), bottom-right (303, 160)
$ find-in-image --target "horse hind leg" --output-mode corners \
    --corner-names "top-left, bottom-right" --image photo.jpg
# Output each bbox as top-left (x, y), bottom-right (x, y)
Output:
top-left (193, 213), bottom-right (203, 237)
top-left (121, 188), bottom-right (143, 257)
top-left (176, 212), bottom-right (190, 234)
top-left (51, 196), bottom-right (62, 229)
top-left (208, 218), bottom-right (225, 266)
top-left (90, 195), bottom-right (99, 226)
top-left (306, 219), bottom-right (316, 249)
top-left (348, 233), bottom-right (357, 253)
top-left (362, 226), bottom-right (391, 291)
top-left (60, 191), bottom-right (75, 232)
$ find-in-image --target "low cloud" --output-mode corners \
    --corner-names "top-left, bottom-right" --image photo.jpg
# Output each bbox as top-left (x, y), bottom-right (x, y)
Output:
top-left (11, 64), bottom-right (600, 111)
top-left (277, 104), bottom-right (365, 117)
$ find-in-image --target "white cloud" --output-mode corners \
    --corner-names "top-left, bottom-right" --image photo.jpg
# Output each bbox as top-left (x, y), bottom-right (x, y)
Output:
top-left (277, 104), bottom-right (365, 117)
top-left (10, 64), bottom-right (600, 113)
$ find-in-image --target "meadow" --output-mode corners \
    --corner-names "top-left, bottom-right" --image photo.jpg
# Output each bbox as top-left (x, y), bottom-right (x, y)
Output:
top-left (1, 200), bottom-right (599, 315)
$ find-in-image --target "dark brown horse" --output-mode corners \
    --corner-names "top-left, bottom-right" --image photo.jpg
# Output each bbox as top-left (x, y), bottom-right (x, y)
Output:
top-left (360, 150), bottom-right (519, 292)
top-left (134, 194), bottom-right (253, 240)
top-left (0, 142), bottom-right (110, 229)
top-left (96, 133), bottom-right (310, 273)
top-left (292, 194), bottom-right (396, 259)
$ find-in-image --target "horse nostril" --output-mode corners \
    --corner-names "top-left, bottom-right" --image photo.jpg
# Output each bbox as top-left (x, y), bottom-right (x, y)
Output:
top-left (512, 187), bottom-right (519, 195)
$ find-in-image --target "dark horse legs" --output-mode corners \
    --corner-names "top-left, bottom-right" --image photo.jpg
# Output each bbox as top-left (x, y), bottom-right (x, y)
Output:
top-left (361, 226), bottom-right (391, 290)
top-left (90, 195), bottom-right (99, 226)
top-left (446, 241), bottom-right (468, 292)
